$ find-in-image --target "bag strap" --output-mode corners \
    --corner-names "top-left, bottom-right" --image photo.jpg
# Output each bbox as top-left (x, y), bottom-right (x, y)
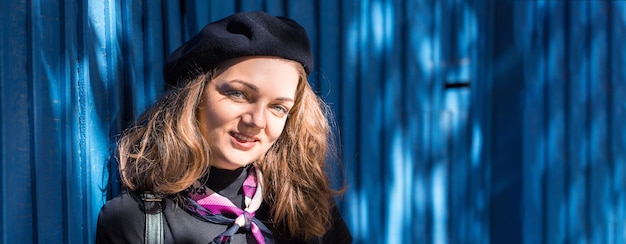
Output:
top-left (141, 193), bottom-right (164, 244)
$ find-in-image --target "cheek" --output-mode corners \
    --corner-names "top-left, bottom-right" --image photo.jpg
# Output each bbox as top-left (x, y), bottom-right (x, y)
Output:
top-left (203, 102), bottom-right (242, 127)
top-left (266, 118), bottom-right (289, 141)
top-left (199, 104), bottom-right (218, 129)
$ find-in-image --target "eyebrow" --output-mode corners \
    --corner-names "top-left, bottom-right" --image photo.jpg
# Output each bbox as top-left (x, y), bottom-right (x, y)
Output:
top-left (230, 79), bottom-right (295, 102)
top-left (231, 79), bottom-right (258, 92)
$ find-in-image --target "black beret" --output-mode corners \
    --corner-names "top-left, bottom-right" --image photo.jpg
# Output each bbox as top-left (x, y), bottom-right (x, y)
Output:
top-left (163, 11), bottom-right (314, 86)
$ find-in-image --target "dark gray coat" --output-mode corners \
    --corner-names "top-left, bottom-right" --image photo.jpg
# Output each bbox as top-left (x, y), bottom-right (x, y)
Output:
top-left (96, 192), bottom-right (352, 243)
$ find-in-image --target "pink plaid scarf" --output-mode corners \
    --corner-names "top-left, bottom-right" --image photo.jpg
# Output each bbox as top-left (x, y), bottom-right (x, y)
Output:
top-left (185, 166), bottom-right (272, 244)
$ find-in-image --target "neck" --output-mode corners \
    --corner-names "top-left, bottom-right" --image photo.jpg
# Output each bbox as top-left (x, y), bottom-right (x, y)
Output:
top-left (202, 165), bottom-right (248, 193)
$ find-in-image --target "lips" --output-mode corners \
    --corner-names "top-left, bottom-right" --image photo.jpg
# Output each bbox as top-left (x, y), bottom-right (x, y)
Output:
top-left (230, 131), bottom-right (258, 149)
top-left (231, 132), bottom-right (256, 142)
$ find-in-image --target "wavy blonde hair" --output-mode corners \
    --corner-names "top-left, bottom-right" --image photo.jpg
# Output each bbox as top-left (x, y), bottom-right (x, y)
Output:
top-left (257, 65), bottom-right (340, 240)
top-left (117, 62), bottom-right (341, 240)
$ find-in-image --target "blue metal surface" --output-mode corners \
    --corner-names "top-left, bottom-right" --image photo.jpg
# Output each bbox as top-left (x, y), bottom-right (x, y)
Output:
top-left (1, 0), bottom-right (626, 243)
top-left (1, 1), bottom-right (33, 243)
top-left (515, 1), bottom-right (626, 243)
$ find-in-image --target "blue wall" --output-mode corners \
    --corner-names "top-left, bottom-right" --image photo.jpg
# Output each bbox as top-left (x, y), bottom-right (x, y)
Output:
top-left (1, 0), bottom-right (625, 243)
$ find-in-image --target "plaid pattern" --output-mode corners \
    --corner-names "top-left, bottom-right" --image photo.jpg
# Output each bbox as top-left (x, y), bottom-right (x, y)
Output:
top-left (185, 166), bottom-right (273, 244)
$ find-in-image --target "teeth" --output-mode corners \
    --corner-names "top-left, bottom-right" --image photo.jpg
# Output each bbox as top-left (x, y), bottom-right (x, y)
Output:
top-left (233, 133), bottom-right (255, 142)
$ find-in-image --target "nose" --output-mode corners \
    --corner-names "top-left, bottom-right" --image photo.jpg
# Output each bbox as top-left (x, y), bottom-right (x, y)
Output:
top-left (242, 104), bottom-right (266, 129)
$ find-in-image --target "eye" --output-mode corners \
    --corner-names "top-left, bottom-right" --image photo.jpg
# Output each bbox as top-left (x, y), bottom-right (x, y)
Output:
top-left (225, 90), bottom-right (246, 100)
top-left (271, 104), bottom-right (290, 117)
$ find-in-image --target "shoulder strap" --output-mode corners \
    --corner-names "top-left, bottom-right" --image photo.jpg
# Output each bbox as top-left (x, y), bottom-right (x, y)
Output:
top-left (141, 193), bottom-right (164, 244)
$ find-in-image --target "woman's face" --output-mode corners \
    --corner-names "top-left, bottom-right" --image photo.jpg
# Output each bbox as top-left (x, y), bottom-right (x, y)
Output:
top-left (197, 57), bottom-right (300, 170)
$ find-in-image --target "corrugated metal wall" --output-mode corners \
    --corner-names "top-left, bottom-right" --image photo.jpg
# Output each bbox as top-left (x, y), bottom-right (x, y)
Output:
top-left (516, 2), bottom-right (626, 243)
top-left (1, 0), bottom-right (625, 243)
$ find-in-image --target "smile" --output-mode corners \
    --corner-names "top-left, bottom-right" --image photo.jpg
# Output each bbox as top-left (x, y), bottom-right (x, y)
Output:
top-left (230, 132), bottom-right (258, 150)
top-left (230, 132), bottom-right (257, 142)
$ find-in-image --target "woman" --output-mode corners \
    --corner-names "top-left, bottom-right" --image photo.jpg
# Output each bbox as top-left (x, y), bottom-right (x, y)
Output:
top-left (96, 11), bottom-right (352, 244)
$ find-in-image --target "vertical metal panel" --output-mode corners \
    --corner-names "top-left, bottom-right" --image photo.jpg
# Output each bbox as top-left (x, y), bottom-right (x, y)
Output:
top-left (64, 0), bottom-right (84, 242)
top-left (317, 0), bottom-right (343, 192)
top-left (515, 1), bottom-right (626, 243)
top-left (489, 1), bottom-right (525, 243)
top-left (546, 2), bottom-right (566, 243)
top-left (0, 0), bottom-right (129, 242)
top-left (237, 0), bottom-right (263, 12)
top-left (469, 1), bottom-right (493, 243)
top-left (339, 0), bottom-right (363, 240)
top-left (1, 0), bottom-right (33, 243)
top-left (163, 1), bottom-right (184, 55)
top-left (30, 0), bottom-right (65, 242)
top-left (358, 1), bottom-right (385, 243)
top-left (184, 0), bottom-right (211, 37)
top-left (588, 2), bottom-right (611, 243)
top-left (567, 1), bottom-right (590, 243)
top-left (610, 3), bottom-right (626, 243)
top-left (209, 1), bottom-right (236, 22)
top-left (380, 0), bottom-right (407, 243)
top-left (516, 2), bottom-right (570, 243)
top-left (142, 1), bottom-right (165, 110)
top-left (286, 1), bottom-right (317, 89)
top-left (549, 2), bottom-right (567, 243)
top-left (121, 0), bottom-right (150, 119)
top-left (440, 0), bottom-right (478, 243)
top-left (264, 0), bottom-right (284, 14)
top-left (404, 0), bottom-right (435, 242)
top-left (126, 0), bottom-right (145, 112)
top-left (430, 2), bottom-right (449, 243)
top-left (518, 2), bottom-right (545, 243)
top-left (81, 0), bottom-right (121, 242)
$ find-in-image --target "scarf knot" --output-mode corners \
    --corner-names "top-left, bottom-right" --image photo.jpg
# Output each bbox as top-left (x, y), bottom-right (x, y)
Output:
top-left (235, 211), bottom-right (253, 230)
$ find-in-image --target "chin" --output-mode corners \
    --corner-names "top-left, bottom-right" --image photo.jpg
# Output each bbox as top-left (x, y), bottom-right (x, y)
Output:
top-left (224, 156), bottom-right (257, 167)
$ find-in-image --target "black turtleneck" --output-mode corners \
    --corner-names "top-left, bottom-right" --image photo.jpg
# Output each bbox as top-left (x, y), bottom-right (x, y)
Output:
top-left (199, 165), bottom-right (250, 209)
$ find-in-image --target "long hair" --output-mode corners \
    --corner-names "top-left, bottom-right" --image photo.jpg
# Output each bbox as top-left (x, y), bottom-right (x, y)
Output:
top-left (257, 65), bottom-right (340, 240)
top-left (117, 64), bottom-right (341, 240)
top-left (117, 73), bottom-right (211, 195)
